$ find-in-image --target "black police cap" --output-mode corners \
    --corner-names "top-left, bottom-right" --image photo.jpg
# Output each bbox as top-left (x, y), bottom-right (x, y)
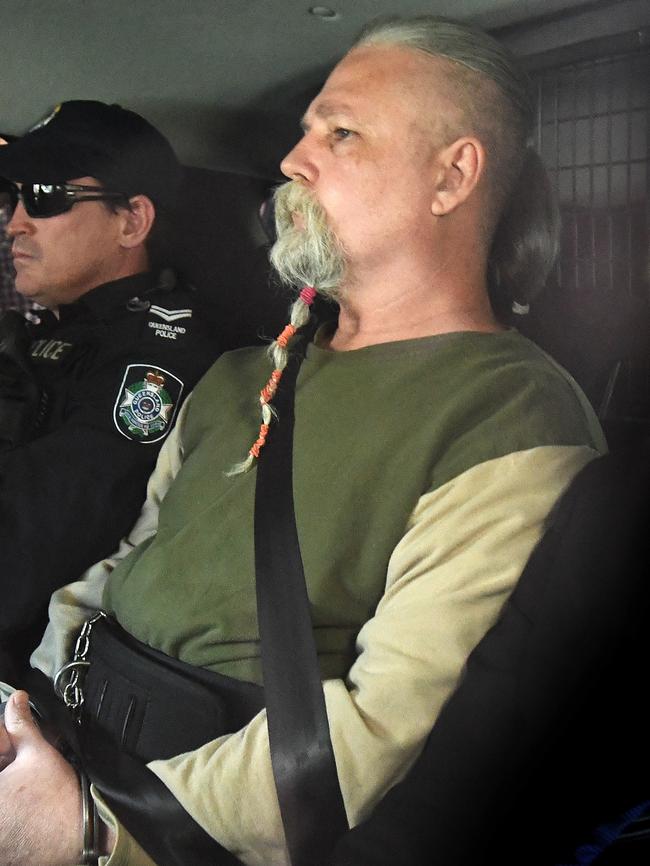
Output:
top-left (0, 101), bottom-right (182, 211)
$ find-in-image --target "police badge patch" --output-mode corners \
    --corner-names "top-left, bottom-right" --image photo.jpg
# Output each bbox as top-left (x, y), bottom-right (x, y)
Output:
top-left (113, 365), bottom-right (183, 443)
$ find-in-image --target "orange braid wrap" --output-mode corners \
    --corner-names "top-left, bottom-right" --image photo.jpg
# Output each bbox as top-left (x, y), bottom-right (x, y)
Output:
top-left (276, 324), bottom-right (297, 349)
top-left (260, 369), bottom-right (283, 405)
top-left (237, 290), bottom-right (316, 471)
top-left (249, 423), bottom-right (270, 458)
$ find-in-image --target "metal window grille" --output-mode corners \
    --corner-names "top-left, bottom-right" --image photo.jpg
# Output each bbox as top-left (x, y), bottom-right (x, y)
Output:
top-left (530, 46), bottom-right (650, 418)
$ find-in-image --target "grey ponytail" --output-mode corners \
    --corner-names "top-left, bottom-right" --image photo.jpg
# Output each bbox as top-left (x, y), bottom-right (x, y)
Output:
top-left (487, 147), bottom-right (560, 319)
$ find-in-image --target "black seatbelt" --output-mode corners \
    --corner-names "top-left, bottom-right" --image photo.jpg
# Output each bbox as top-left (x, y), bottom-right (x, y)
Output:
top-left (254, 337), bottom-right (349, 866)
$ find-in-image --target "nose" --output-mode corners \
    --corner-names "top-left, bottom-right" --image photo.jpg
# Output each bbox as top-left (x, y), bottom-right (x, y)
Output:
top-left (6, 199), bottom-right (33, 237)
top-left (280, 134), bottom-right (318, 184)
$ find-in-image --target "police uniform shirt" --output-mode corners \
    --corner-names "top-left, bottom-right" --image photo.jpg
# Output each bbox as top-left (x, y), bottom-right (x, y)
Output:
top-left (0, 269), bottom-right (220, 660)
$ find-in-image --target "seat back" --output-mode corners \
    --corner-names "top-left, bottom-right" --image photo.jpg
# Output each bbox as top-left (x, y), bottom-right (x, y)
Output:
top-left (331, 446), bottom-right (650, 866)
top-left (170, 166), bottom-right (288, 351)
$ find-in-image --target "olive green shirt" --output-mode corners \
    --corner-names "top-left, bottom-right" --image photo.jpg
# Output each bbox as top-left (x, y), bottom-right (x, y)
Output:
top-left (31, 328), bottom-right (605, 866)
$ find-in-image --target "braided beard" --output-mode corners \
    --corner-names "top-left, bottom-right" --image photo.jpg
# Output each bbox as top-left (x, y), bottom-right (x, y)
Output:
top-left (270, 181), bottom-right (347, 300)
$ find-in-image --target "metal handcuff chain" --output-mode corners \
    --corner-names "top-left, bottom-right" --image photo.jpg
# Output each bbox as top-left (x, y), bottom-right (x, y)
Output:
top-left (53, 610), bottom-right (107, 722)
top-left (51, 612), bottom-right (107, 865)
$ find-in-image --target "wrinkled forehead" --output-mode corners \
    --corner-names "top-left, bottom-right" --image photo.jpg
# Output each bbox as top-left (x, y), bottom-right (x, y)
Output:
top-left (308, 43), bottom-right (467, 135)
top-left (320, 44), bottom-right (432, 101)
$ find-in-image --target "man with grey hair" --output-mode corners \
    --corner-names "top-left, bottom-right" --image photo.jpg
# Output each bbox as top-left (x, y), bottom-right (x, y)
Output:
top-left (0, 16), bottom-right (605, 866)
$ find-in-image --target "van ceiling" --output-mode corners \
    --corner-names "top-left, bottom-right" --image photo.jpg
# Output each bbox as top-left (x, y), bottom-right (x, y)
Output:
top-left (0, 0), bottom-right (634, 177)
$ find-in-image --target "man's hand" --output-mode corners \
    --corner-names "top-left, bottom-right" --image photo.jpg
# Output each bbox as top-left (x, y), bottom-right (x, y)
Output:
top-left (0, 690), bottom-right (83, 866)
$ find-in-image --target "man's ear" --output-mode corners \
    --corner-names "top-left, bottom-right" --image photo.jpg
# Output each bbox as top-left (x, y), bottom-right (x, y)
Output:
top-left (118, 194), bottom-right (156, 248)
top-left (431, 137), bottom-right (485, 217)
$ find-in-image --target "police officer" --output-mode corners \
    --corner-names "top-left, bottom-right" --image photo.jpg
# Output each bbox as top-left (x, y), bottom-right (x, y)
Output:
top-left (0, 101), bottom-right (221, 672)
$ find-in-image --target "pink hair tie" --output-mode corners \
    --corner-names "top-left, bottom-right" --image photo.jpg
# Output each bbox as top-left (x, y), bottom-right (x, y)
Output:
top-left (299, 286), bottom-right (317, 306)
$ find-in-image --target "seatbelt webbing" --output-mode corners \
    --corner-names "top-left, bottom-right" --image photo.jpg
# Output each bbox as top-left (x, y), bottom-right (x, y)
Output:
top-left (254, 344), bottom-right (349, 866)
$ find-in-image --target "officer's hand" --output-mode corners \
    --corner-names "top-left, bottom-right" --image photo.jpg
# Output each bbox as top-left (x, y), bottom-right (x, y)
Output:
top-left (0, 690), bottom-right (83, 865)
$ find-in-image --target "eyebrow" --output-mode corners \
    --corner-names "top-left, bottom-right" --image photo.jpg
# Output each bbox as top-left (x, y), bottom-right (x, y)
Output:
top-left (300, 99), bottom-right (356, 130)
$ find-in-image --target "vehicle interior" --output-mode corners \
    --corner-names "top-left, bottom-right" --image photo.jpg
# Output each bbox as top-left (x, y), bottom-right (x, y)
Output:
top-left (2, 0), bottom-right (650, 863)
top-left (4, 0), bottom-right (649, 438)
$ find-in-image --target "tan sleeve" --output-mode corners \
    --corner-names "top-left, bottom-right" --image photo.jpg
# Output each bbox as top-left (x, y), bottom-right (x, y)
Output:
top-left (0, 682), bottom-right (14, 702)
top-left (145, 444), bottom-right (599, 866)
top-left (94, 789), bottom-right (159, 866)
top-left (29, 396), bottom-right (192, 680)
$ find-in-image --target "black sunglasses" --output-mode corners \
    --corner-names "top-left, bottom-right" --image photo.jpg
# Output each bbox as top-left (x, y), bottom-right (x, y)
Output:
top-left (2, 181), bottom-right (130, 218)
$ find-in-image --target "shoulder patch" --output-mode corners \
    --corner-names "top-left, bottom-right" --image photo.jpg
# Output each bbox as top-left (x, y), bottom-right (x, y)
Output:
top-left (113, 364), bottom-right (183, 444)
top-left (148, 306), bottom-right (193, 339)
